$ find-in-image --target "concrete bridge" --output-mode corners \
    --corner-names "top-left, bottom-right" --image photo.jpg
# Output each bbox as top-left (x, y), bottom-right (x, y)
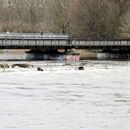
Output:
top-left (0, 33), bottom-right (130, 50)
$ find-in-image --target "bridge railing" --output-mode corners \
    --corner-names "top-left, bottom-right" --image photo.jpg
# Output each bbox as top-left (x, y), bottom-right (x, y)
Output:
top-left (0, 33), bottom-right (69, 40)
top-left (71, 39), bottom-right (130, 46)
top-left (0, 33), bottom-right (130, 47)
top-left (0, 39), bottom-right (130, 47)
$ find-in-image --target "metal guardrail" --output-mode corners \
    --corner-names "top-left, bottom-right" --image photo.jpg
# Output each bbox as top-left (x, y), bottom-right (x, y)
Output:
top-left (71, 40), bottom-right (130, 46)
top-left (0, 33), bottom-right (69, 40)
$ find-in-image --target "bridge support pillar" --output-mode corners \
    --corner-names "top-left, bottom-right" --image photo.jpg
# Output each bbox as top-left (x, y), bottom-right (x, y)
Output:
top-left (26, 47), bottom-right (80, 61)
top-left (98, 48), bottom-right (130, 60)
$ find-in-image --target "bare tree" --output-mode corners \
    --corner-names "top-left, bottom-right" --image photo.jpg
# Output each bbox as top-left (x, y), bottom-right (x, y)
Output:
top-left (11, 0), bottom-right (26, 32)
top-left (70, 0), bottom-right (120, 39)
top-left (8, 0), bottom-right (46, 32)
top-left (45, 0), bottom-right (70, 34)
top-left (0, 0), bottom-right (130, 38)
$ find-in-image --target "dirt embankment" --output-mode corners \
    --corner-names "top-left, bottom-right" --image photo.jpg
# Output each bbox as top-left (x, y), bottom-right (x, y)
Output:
top-left (79, 50), bottom-right (97, 60)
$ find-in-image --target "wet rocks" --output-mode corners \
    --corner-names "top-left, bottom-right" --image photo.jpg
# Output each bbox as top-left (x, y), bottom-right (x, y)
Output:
top-left (37, 67), bottom-right (44, 71)
top-left (78, 66), bottom-right (84, 70)
top-left (12, 64), bottom-right (33, 68)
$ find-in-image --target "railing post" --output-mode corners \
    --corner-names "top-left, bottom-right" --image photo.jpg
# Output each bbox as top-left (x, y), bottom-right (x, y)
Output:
top-left (51, 39), bottom-right (52, 46)
top-left (5, 36), bottom-right (7, 46)
top-left (27, 39), bottom-right (29, 46)
top-left (35, 39), bottom-right (37, 46)
top-left (42, 39), bottom-right (44, 45)
top-left (68, 38), bottom-right (71, 46)
top-left (11, 39), bottom-right (12, 45)
top-left (2, 39), bottom-right (3, 45)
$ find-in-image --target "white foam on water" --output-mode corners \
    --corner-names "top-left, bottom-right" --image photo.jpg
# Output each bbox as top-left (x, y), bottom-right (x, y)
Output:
top-left (0, 61), bottom-right (130, 130)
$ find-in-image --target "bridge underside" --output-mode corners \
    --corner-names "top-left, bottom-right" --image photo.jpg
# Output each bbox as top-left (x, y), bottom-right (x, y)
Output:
top-left (0, 46), bottom-right (130, 51)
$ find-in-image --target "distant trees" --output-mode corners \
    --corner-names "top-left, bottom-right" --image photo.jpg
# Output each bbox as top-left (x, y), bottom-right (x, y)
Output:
top-left (114, 0), bottom-right (130, 15)
top-left (0, 0), bottom-right (46, 32)
top-left (70, 0), bottom-right (120, 39)
top-left (117, 0), bottom-right (130, 37)
top-left (45, 0), bottom-right (69, 34)
top-left (0, 0), bottom-right (130, 38)
top-left (0, 0), bottom-right (70, 33)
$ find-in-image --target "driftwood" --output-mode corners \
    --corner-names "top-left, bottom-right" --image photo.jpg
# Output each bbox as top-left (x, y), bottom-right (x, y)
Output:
top-left (12, 64), bottom-right (33, 68)
top-left (0, 64), bottom-right (10, 68)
